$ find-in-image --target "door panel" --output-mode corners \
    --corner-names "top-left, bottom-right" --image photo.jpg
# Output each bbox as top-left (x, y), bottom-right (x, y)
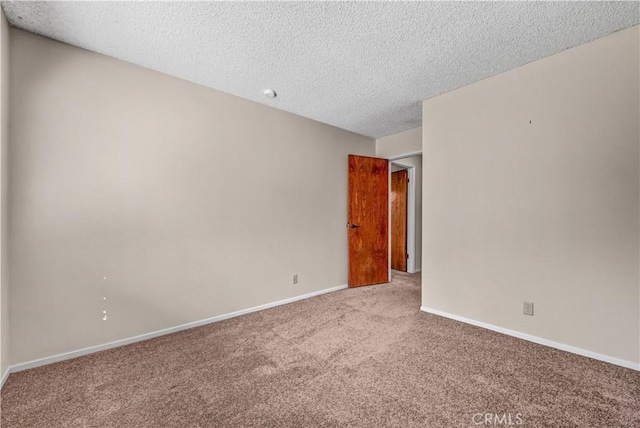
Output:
top-left (348, 155), bottom-right (389, 287)
top-left (391, 169), bottom-right (408, 271)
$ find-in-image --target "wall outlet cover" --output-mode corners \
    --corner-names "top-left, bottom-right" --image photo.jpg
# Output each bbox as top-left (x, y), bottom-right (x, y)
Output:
top-left (523, 301), bottom-right (534, 316)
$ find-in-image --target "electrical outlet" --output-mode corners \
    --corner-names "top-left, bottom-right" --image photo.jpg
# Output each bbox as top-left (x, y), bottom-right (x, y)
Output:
top-left (523, 301), bottom-right (534, 316)
top-left (292, 274), bottom-right (298, 285)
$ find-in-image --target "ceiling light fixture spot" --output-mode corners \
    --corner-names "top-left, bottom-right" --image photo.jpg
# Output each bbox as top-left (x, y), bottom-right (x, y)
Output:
top-left (264, 89), bottom-right (277, 98)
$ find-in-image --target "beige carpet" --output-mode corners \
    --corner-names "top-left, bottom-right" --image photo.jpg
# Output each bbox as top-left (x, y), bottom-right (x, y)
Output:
top-left (1, 272), bottom-right (638, 427)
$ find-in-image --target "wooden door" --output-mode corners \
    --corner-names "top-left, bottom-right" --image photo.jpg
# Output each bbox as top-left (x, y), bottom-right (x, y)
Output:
top-left (348, 155), bottom-right (389, 287)
top-left (391, 169), bottom-right (408, 271)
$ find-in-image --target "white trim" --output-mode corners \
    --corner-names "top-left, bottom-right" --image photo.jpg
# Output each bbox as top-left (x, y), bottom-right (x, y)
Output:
top-left (388, 150), bottom-right (422, 161)
top-left (7, 284), bottom-right (348, 375)
top-left (1, 367), bottom-right (9, 388)
top-left (420, 306), bottom-right (640, 371)
top-left (406, 166), bottom-right (417, 273)
top-left (387, 163), bottom-right (392, 278)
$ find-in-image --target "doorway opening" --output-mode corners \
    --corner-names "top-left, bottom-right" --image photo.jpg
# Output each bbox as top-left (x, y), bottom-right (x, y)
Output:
top-left (390, 155), bottom-right (422, 274)
top-left (391, 167), bottom-right (408, 271)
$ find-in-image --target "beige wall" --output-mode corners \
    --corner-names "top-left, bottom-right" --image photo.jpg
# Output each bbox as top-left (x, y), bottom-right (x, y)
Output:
top-left (9, 29), bottom-right (374, 365)
top-left (422, 26), bottom-right (640, 365)
top-left (391, 155), bottom-right (422, 272)
top-left (376, 127), bottom-right (421, 159)
top-left (0, 11), bottom-right (9, 379)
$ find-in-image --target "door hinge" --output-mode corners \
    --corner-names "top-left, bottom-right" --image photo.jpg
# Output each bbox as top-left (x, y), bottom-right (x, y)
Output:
top-left (406, 253), bottom-right (409, 259)
top-left (407, 178), bottom-right (410, 183)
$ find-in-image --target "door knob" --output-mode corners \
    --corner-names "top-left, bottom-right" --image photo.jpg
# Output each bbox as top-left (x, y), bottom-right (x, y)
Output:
top-left (346, 223), bottom-right (360, 229)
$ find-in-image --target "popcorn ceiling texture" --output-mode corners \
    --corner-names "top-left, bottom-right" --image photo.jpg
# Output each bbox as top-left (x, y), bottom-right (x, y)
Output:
top-left (2, 1), bottom-right (638, 138)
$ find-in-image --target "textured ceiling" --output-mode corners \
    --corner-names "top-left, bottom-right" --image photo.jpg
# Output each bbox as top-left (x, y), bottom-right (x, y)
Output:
top-left (2, 1), bottom-right (638, 138)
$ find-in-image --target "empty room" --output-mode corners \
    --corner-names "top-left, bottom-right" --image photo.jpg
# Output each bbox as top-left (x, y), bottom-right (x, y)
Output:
top-left (0, 1), bottom-right (639, 427)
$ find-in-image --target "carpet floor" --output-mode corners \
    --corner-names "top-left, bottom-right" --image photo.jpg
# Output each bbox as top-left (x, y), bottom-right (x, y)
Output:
top-left (1, 272), bottom-right (638, 427)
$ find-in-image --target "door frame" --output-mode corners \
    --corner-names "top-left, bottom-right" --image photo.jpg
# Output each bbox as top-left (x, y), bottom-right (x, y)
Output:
top-left (390, 162), bottom-right (416, 273)
top-left (387, 151), bottom-right (422, 275)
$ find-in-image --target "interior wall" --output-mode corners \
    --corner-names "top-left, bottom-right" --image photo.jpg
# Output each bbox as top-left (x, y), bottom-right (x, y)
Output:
top-left (9, 29), bottom-right (375, 365)
top-left (391, 156), bottom-right (422, 272)
top-left (422, 26), bottom-right (639, 365)
top-left (376, 127), bottom-right (421, 159)
top-left (0, 10), bottom-right (9, 380)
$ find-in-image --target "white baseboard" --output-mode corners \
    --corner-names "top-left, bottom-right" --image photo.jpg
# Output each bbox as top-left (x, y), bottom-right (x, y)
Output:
top-left (420, 306), bottom-right (639, 371)
top-left (0, 366), bottom-right (9, 389)
top-left (5, 284), bottom-right (348, 377)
